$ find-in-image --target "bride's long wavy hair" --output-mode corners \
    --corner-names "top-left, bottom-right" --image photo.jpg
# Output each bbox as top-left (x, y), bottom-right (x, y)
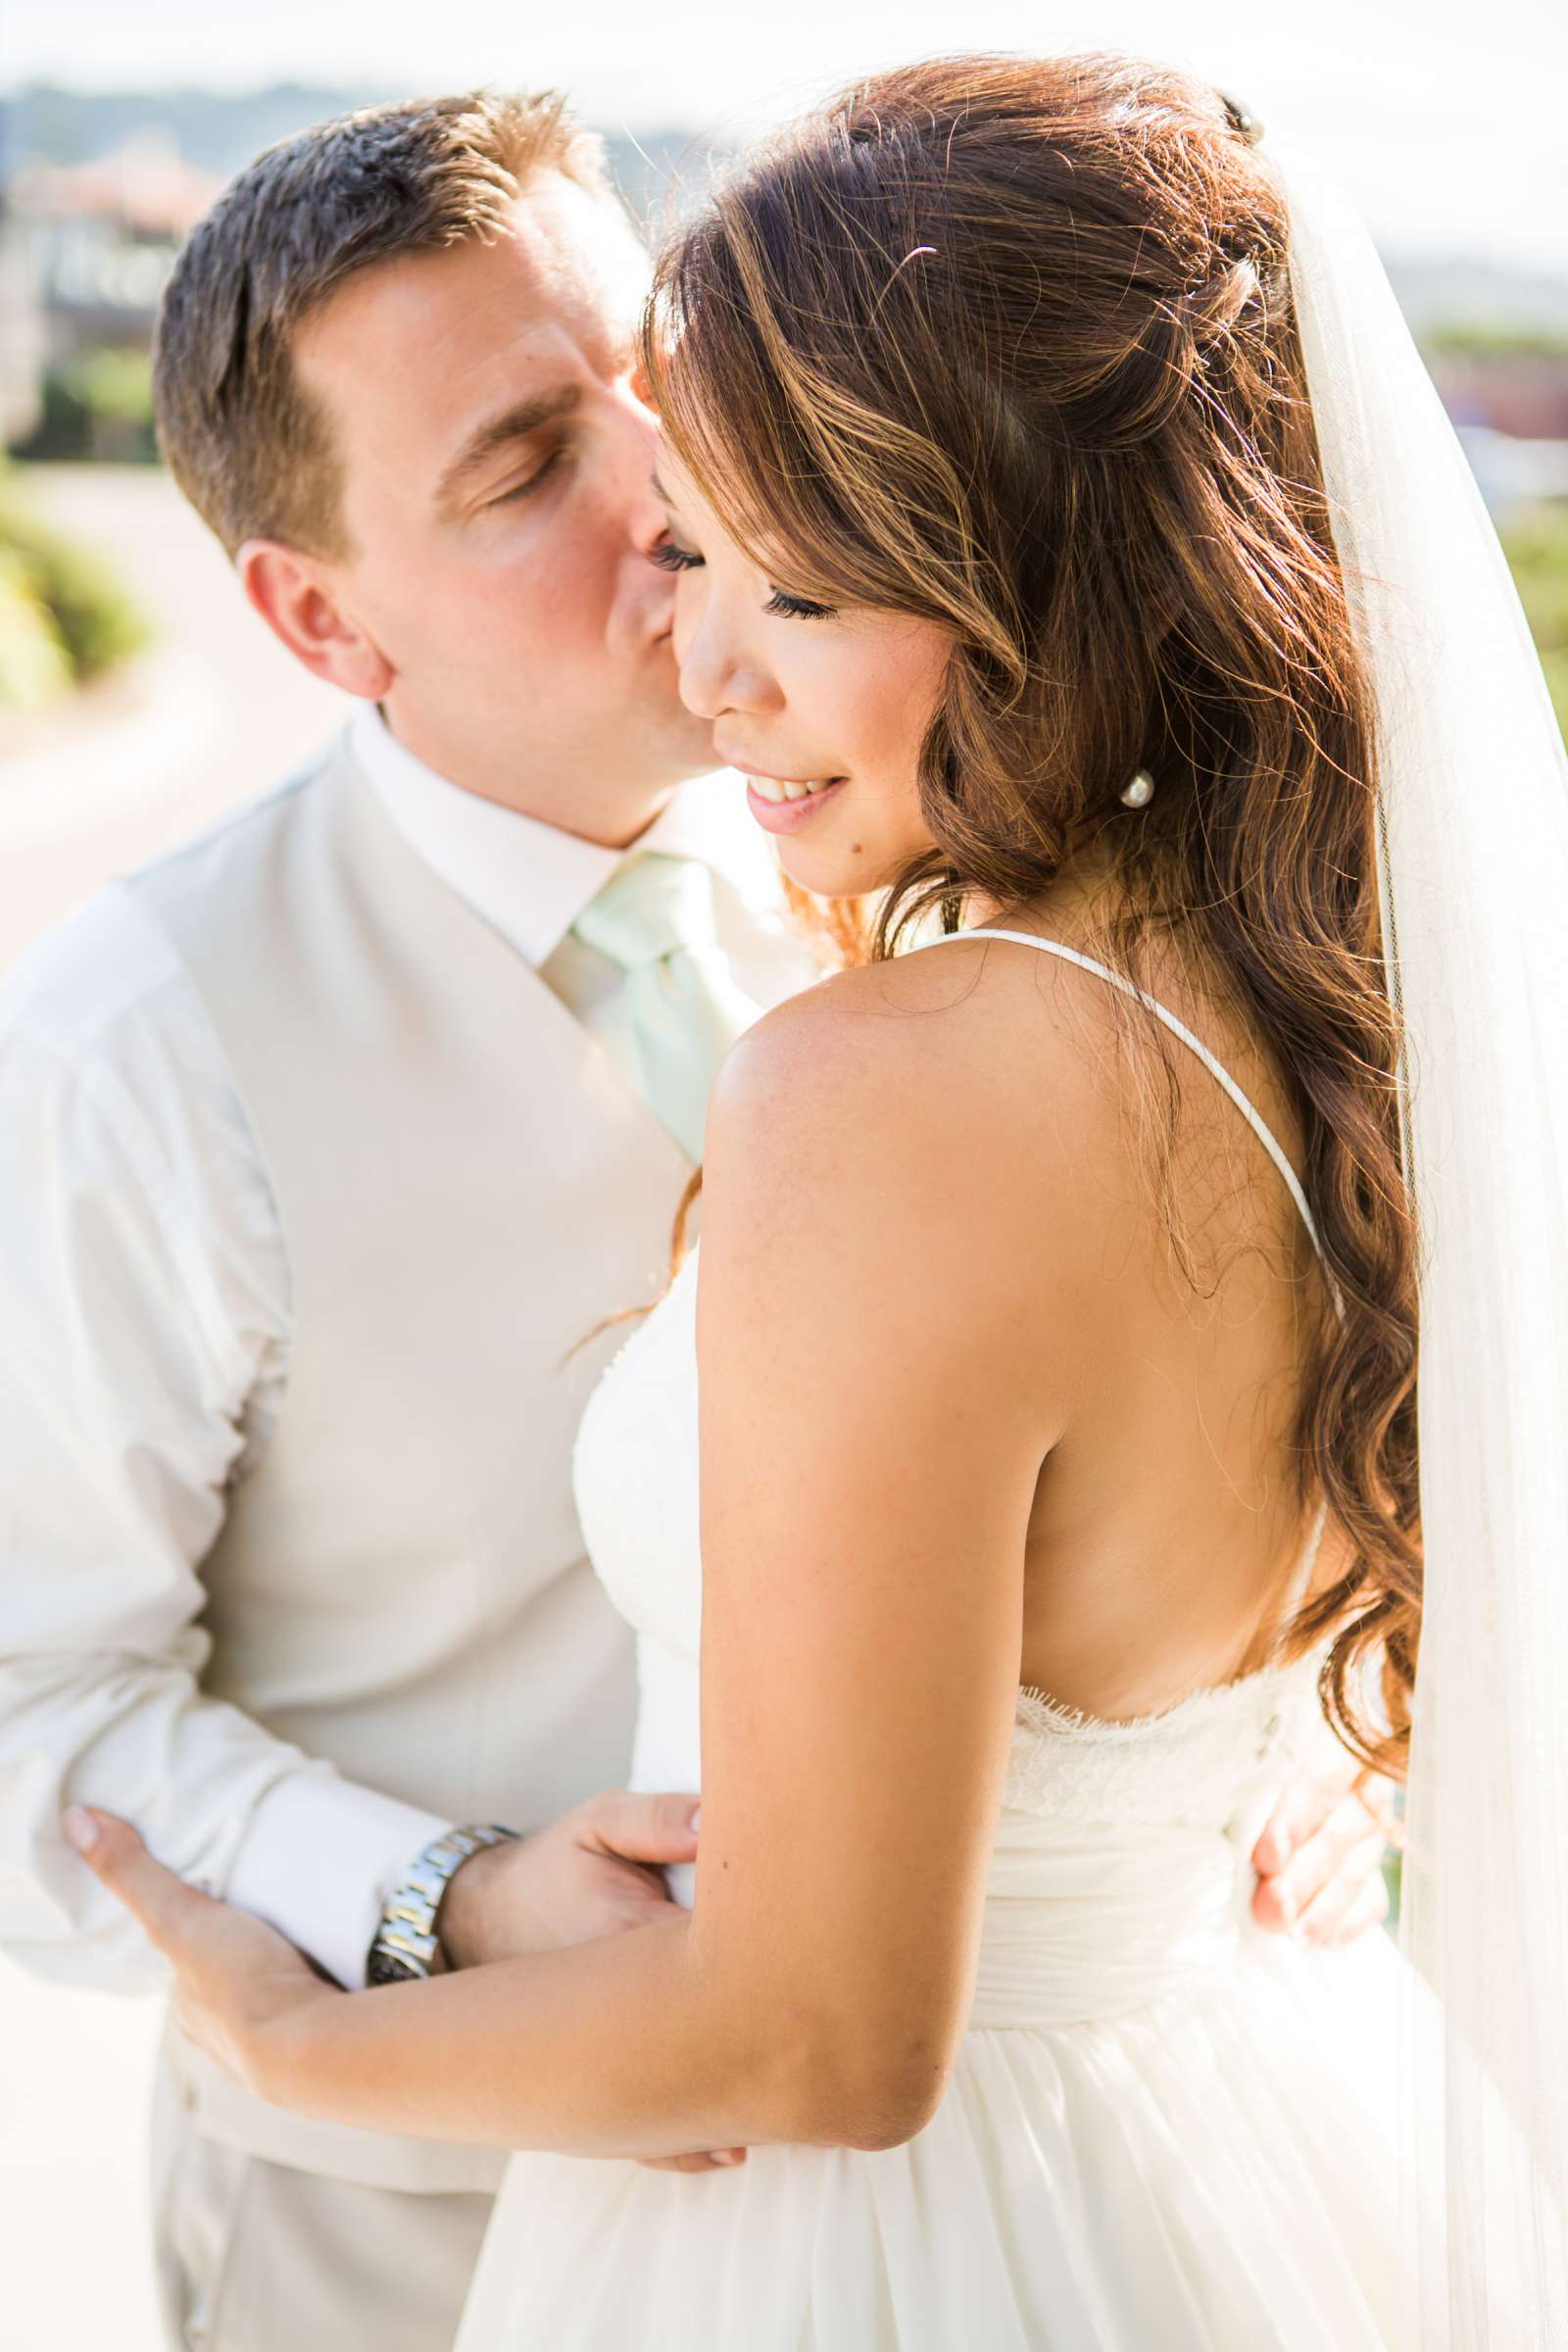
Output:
top-left (641, 51), bottom-right (1421, 1775)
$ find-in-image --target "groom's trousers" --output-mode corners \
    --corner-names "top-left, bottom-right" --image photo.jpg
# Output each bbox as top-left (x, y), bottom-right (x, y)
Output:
top-left (151, 2060), bottom-right (494, 2351)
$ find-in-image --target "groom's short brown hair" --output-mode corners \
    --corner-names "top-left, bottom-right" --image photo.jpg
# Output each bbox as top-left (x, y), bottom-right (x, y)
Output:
top-left (154, 91), bottom-right (610, 559)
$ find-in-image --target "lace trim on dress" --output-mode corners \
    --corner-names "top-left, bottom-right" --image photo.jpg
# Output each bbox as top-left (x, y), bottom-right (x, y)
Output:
top-left (1013, 1656), bottom-right (1307, 1744)
top-left (1004, 1656), bottom-right (1322, 1827)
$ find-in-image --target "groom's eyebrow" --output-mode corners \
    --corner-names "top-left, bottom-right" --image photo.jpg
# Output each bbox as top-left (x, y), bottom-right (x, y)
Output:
top-left (435, 384), bottom-right (583, 509)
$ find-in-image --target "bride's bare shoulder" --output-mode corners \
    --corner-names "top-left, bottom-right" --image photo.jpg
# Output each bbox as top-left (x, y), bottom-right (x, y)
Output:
top-left (705, 934), bottom-right (1125, 1245)
top-left (726, 931), bottom-right (1126, 1098)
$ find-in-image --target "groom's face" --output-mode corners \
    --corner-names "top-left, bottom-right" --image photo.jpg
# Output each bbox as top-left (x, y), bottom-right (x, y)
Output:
top-left (287, 172), bottom-right (714, 838)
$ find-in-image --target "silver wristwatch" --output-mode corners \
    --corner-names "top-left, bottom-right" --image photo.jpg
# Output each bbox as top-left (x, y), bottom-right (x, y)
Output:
top-left (366, 1823), bottom-right (518, 1984)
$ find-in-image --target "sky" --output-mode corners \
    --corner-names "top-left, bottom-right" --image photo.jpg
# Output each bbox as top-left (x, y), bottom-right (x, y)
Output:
top-left (4, 0), bottom-right (1566, 273)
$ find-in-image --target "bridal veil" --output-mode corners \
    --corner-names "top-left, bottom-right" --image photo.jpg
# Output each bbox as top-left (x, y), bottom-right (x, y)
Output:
top-left (1280, 140), bottom-right (1568, 2345)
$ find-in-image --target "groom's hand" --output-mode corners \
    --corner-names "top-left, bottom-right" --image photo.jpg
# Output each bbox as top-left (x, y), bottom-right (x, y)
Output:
top-left (437, 1788), bottom-right (701, 1972)
top-left (439, 1790), bottom-right (747, 2175)
top-left (1250, 1752), bottom-right (1396, 1947)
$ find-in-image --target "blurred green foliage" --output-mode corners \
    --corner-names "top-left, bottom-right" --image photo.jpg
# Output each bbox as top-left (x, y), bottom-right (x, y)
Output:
top-left (10, 348), bottom-right (158, 466)
top-left (1500, 504), bottom-right (1568, 743)
top-left (0, 551), bottom-right (74, 710)
top-left (1383, 1850), bottom-right (1401, 1931)
top-left (0, 481), bottom-right (150, 713)
top-left (1422, 320), bottom-right (1568, 362)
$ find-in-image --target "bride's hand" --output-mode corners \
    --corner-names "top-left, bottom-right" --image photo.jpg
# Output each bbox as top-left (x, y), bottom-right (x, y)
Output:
top-left (63, 1804), bottom-right (338, 2097)
top-left (66, 1802), bottom-right (749, 2167)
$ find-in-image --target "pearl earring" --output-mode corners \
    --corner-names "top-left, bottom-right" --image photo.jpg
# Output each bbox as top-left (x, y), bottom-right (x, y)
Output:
top-left (1120, 769), bottom-right (1155, 808)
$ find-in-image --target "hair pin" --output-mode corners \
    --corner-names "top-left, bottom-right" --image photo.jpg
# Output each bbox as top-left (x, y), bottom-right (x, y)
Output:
top-left (1219, 92), bottom-right (1264, 147)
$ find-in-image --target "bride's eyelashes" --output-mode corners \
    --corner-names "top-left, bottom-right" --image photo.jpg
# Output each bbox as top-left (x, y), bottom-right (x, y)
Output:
top-left (647, 534), bottom-right (703, 575)
top-left (764, 586), bottom-right (839, 622)
top-left (647, 535), bottom-right (839, 621)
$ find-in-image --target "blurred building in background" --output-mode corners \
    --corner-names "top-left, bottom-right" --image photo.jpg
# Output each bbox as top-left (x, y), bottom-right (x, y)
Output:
top-left (0, 96), bottom-right (48, 444)
top-left (13, 138), bottom-right (218, 349)
top-left (0, 83), bottom-right (709, 466)
top-left (7, 134), bottom-right (219, 461)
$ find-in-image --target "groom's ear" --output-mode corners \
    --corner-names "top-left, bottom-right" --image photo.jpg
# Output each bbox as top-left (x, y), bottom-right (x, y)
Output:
top-left (237, 538), bottom-right (393, 702)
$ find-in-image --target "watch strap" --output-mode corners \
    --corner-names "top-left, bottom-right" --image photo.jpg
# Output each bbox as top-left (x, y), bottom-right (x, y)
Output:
top-left (367, 1822), bottom-right (518, 1984)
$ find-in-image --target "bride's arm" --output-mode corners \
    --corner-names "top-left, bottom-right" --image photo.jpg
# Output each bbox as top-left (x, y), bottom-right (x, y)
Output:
top-left (72, 988), bottom-right (1067, 2157)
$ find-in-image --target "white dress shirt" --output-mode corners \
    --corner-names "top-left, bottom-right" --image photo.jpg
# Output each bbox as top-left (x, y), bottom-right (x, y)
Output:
top-left (0, 708), bottom-right (813, 1993)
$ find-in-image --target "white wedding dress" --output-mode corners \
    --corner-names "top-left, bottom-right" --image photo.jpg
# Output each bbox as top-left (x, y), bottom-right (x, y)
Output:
top-left (457, 935), bottom-right (1412, 2351)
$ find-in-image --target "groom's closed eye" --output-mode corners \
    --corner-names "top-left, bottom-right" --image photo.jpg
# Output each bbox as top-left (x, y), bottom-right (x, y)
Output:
top-left (436, 385), bottom-right (583, 514)
top-left (485, 447), bottom-right (570, 509)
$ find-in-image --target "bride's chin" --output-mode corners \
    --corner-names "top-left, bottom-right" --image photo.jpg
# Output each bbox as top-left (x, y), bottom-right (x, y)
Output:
top-left (777, 821), bottom-right (920, 904)
top-left (778, 844), bottom-right (894, 901)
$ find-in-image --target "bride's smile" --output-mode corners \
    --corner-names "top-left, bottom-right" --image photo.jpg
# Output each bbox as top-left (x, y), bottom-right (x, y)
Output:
top-left (652, 442), bottom-right (952, 891)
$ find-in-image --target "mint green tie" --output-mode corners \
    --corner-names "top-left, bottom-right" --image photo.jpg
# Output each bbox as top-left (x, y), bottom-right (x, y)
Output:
top-left (570, 853), bottom-right (763, 1163)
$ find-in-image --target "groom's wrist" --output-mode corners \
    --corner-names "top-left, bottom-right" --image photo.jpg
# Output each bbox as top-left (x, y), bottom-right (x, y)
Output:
top-left (366, 1823), bottom-right (519, 1984)
top-left (430, 1833), bottom-right (520, 1971)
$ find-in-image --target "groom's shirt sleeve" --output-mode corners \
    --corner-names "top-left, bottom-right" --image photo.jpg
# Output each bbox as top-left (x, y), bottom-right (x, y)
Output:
top-left (0, 885), bottom-right (450, 1994)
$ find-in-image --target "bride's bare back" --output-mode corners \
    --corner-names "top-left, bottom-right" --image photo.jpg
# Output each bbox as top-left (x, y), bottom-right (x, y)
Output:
top-left (772, 906), bottom-right (1344, 1727)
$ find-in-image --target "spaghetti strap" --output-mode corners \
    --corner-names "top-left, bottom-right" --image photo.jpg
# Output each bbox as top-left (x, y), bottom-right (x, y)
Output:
top-left (911, 928), bottom-right (1342, 1320)
top-left (914, 927), bottom-right (1341, 1625)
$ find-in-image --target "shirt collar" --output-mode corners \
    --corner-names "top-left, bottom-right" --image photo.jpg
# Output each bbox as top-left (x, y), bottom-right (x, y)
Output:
top-left (348, 702), bottom-right (783, 968)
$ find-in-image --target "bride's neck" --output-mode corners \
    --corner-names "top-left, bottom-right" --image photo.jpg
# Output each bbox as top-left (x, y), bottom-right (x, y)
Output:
top-left (970, 829), bottom-right (1137, 951)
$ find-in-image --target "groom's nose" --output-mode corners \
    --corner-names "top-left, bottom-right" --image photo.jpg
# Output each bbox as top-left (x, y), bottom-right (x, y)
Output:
top-left (605, 394), bottom-right (665, 553)
top-left (625, 466), bottom-right (670, 562)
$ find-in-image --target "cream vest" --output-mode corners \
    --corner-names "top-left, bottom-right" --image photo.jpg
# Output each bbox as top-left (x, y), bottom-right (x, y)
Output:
top-left (130, 739), bottom-right (703, 2191)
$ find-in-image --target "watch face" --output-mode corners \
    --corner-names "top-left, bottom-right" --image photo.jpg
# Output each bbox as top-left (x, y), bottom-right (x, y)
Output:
top-left (368, 1948), bottom-right (422, 1984)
